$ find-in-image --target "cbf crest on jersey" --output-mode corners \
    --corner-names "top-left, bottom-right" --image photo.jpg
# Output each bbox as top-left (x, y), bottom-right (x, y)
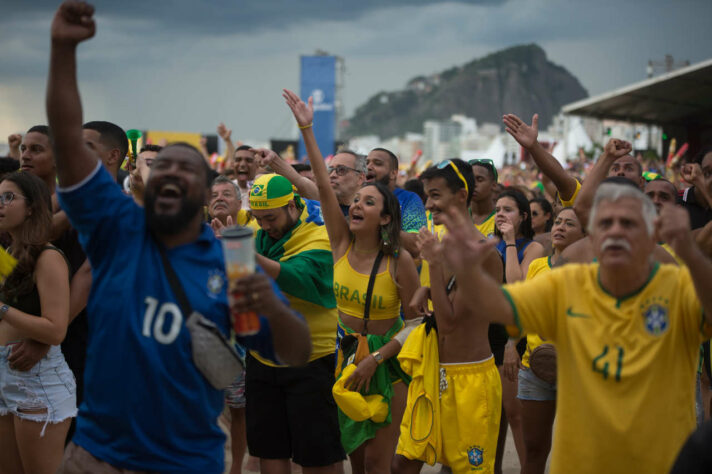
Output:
top-left (207, 270), bottom-right (225, 299)
top-left (467, 445), bottom-right (484, 467)
top-left (641, 299), bottom-right (669, 336)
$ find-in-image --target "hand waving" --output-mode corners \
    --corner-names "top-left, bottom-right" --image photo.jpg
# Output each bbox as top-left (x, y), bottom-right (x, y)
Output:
top-left (217, 122), bottom-right (232, 142)
top-left (503, 113), bottom-right (539, 149)
top-left (282, 89), bottom-right (313, 128)
top-left (51, 1), bottom-right (96, 45)
top-left (416, 227), bottom-right (442, 264)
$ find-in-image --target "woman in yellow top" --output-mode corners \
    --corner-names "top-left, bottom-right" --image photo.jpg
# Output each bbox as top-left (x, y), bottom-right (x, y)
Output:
top-left (515, 207), bottom-right (584, 474)
top-left (284, 89), bottom-right (420, 474)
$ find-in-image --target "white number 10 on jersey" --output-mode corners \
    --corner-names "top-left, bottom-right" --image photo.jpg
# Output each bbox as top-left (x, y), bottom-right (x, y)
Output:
top-left (142, 296), bottom-right (183, 344)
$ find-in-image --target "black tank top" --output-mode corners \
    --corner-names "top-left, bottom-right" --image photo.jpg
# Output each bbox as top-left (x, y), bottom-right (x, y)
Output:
top-left (2, 246), bottom-right (69, 317)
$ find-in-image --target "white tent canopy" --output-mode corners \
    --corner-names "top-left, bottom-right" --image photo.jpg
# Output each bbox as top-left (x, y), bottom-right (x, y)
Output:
top-left (461, 135), bottom-right (507, 168)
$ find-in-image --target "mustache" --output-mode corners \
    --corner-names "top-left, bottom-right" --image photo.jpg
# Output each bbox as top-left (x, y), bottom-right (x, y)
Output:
top-left (600, 238), bottom-right (632, 252)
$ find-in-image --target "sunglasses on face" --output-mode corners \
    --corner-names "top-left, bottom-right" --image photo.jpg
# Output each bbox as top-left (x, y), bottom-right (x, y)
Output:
top-left (327, 165), bottom-right (361, 177)
top-left (437, 160), bottom-right (469, 194)
top-left (468, 158), bottom-right (498, 183)
top-left (0, 191), bottom-right (26, 206)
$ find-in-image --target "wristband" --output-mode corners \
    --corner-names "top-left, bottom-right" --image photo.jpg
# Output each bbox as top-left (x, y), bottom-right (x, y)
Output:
top-left (299, 123), bottom-right (313, 130)
top-left (505, 244), bottom-right (517, 248)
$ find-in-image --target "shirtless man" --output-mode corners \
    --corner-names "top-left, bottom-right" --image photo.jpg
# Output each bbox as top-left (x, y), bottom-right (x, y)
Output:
top-left (393, 159), bottom-right (503, 473)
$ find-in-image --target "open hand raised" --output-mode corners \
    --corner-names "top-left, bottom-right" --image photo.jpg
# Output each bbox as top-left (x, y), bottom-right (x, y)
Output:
top-left (282, 89), bottom-right (313, 128)
top-left (503, 113), bottom-right (539, 149)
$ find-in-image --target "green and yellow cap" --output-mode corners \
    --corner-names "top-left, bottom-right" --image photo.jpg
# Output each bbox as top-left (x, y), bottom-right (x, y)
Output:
top-left (249, 173), bottom-right (294, 210)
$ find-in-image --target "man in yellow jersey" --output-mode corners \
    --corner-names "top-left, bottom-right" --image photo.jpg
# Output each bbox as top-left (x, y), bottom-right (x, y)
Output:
top-left (393, 159), bottom-right (503, 473)
top-left (436, 182), bottom-right (712, 474)
top-left (246, 171), bottom-right (345, 473)
top-left (469, 158), bottom-right (498, 237)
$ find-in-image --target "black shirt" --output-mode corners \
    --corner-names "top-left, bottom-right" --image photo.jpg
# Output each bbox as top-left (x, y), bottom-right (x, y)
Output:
top-left (678, 186), bottom-right (712, 230)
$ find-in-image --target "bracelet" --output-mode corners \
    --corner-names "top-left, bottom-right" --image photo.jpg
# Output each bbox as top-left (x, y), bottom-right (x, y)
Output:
top-left (298, 123), bottom-right (313, 130)
top-left (505, 244), bottom-right (517, 248)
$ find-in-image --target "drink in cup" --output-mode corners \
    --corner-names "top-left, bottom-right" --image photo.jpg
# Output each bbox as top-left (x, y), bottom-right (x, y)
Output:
top-left (221, 226), bottom-right (260, 336)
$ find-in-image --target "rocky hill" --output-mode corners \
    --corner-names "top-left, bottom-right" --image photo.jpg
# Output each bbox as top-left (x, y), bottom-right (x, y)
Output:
top-left (344, 44), bottom-right (588, 139)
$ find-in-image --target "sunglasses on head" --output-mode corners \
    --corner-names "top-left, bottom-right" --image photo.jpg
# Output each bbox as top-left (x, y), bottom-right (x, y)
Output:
top-left (468, 158), bottom-right (498, 183)
top-left (437, 160), bottom-right (469, 194)
top-left (327, 165), bottom-right (361, 177)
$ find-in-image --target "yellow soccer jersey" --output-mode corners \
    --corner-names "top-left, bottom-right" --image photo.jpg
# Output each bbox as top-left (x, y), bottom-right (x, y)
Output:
top-left (503, 262), bottom-right (710, 474)
top-left (559, 179), bottom-right (581, 207)
top-left (520, 256), bottom-right (552, 368)
top-left (474, 210), bottom-right (496, 239)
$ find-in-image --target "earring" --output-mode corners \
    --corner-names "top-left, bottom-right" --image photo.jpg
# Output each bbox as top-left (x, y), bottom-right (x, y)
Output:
top-left (380, 225), bottom-right (390, 247)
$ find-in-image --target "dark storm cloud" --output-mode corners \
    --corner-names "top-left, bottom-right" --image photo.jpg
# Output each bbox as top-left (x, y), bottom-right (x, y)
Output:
top-left (2, 0), bottom-right (507, 34)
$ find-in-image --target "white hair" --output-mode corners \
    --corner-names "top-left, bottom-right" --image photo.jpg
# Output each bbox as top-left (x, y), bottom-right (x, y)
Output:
top-left (588, 183), bottom-right (657, 236)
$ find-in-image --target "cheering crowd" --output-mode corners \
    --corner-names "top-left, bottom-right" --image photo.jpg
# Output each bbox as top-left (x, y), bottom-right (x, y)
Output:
top-left (1, 2), bottom-right (712, 474)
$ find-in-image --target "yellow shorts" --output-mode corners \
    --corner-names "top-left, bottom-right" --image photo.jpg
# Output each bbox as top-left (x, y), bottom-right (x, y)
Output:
top-left (397, 356), bottom-right (502, 473)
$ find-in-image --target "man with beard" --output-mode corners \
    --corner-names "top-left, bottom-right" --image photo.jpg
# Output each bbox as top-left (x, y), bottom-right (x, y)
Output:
top-left (437, 182), bottom-right (712, 474)
top-left (365, 148), bottom-right (426, 256)
top-left (247, 171), bottom-right (345, 473)
top-left (46, 3), bottom-right (310, 472)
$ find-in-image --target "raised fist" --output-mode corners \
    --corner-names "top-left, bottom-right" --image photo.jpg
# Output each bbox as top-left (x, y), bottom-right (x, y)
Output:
top-left (602, 139), bottom-right (632, 160)
top-left (7, 134), bottom-right (21, 151)
top-left (51, 1), bottom-right (96, 45)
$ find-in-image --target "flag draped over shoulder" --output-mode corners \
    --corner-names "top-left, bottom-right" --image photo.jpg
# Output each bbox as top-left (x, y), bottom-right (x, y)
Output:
top-left (254, 206), bottom-right (336, 364)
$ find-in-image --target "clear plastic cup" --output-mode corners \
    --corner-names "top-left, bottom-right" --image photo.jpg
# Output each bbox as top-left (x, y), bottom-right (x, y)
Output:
top-left (221, 226), bottom-right (260, 336)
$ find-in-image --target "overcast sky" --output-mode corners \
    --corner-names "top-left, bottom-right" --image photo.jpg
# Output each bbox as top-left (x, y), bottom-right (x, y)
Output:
top-left (1, 0), bottom-right (710, 144)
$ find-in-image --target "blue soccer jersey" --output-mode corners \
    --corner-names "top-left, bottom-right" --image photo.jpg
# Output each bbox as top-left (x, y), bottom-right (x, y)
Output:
top-left (393, 187), bottom-right (427, 234)
top-left (58, 163), bottom-right (282, 473)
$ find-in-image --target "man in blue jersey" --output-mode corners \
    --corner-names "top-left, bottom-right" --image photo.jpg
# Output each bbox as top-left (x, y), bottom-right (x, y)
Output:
top-left (46, 3), bottom-right (311, 473)
top-left (365, 148), bottom-right (427, 256)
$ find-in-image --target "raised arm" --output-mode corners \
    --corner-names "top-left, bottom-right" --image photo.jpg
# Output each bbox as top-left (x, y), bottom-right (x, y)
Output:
top-left (681, 163), bottom-right (712, 209)
top-left (440, 209), bottom-right (516, 326)
top-left (257, 150), bottom-right (320, 200)
top-left (7, 134), bottom-right (22, 161)
top-left (217, 122), bottom-right (236, 173)
top-left (283, 89), bottom-right (350, 255)
top-left (503, 113), bottom-right (578, 202)
top-left (657, 205), bottom-right (712, 325)
top-left (573, 139), bottom-right (632, 230)
top-left (46, 1), bottom-right (99, 187)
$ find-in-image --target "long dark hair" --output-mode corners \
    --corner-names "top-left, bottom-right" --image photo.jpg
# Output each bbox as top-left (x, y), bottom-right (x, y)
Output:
top-left (0, 172), bottom-right (53, 300)
top-left (494, 188), bottom-right (535, 241)
top-left (530, 197), bottom-right (554, 232)
top-left (361, 182), bottom-right (401, 257)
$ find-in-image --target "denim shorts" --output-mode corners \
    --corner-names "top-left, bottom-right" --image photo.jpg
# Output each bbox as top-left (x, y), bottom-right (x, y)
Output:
top-left (0, 344), bottom-right (77, 429)
top-left (517, 367), bottom-right (557, 401)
